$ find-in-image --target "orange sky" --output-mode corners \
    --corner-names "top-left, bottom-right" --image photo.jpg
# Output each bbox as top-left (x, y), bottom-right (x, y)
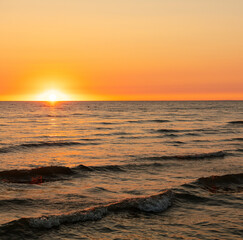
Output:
top-left (0, 0), bottom-right (242, 101)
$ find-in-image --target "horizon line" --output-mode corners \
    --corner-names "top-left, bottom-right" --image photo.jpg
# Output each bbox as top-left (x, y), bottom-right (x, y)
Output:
top-left (0, 100), bottom-right (242, 102)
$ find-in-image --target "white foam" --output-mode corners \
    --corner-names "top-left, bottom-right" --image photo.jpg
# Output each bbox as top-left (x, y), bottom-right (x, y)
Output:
top-left (29, 208), bottom-right (108, 228)
top-left (137, 194), bottom-right (172, 212)
top-left (29, 190), bottom-right (172, 229)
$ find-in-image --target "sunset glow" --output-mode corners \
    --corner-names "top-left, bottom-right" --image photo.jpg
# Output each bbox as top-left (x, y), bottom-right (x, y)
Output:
top-left (36, 89), bottom-right (71, 102)
top-left (0, 0), bottom-right (242, 101)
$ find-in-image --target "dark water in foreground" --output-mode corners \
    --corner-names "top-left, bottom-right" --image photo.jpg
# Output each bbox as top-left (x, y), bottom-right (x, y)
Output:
top-left (0, 101), bottom-right (242, 239)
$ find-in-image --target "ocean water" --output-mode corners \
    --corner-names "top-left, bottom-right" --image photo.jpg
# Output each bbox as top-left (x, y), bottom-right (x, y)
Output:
top-left (0, 101), bottom-right (242, 240)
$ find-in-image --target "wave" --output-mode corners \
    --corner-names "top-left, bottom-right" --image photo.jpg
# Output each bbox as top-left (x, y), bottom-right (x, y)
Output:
top-left (197, 173), bottom-right (243, 187)
top-left (88, 186), bottom-right (115, 193)
top-left (174, 189), bottom-right (212, 204)
top-left (184, 132), bottom-right (201, 136)
top-left (127, 120), bottom-right (145, 123)
top-left (154, 127), bottom-right (231, 137)
top-left (0, 166), bottom-right (74, 184)
top-left (0, 190), bottom-right (172, 231)
top-left (161, 133), bottom-right (179, 138)
top-left (0, 149), bottom-right (232, 185)
top-left (76, 162), bottom-right (177, 173)
top-left (76, 164), bottom-right (125, 172)
top-left (127, 119), bottom-right (170, 124)
top-left (141, 151), bottom-right (228, 161)
top-left (151, 119), bottom-right (170, 123)
top-left (0, 153), bottom-right (232, 185)
top-left (96, 127), bottom-right (113, 130)
top-left (178, 173), bottom-right (243, 194)
top-left (100, 122), bottom-right (116, 125)
top-left (119, 136), bottom-right (142, 139)
top-left (111, 131), bottom-right (130, 136)
top-left (0, 164), bottom-right (121, 184)
top-left (0, 164), bottom-right (126, 184)
top-left (0, 140), bottom-right (98, 154)
top-left (71, 113), bottom-right (83, 116)
top-left (0, 191), bottom-right (172, 238)
top-left (156, 128), bottom-right (219, 136)
top-left (228, 121), bottom-right (243, 125)
top-left (166, 141), bottom-right (185, 145)
top-left (0, 198), bottom-right (35, 207)
top-left (232, 138), bottom-right (243, 141)
top-left (223, 137), bottom-right (243, 142)
top-left (0, 151), bottom-right (228, 184)
top-left (45, 114), bottom-right (67, 118)
top-left (156, 129), bottom-right (180, 133)
top-left (26, 114), bottom-right (68, 118)
top-left (0, 162), bottom-right (174, 184)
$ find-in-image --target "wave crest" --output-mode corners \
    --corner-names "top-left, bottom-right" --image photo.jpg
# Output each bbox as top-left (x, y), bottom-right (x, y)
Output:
top-left (142, 151), bottom-right (227, 161)
top-left (156, 129), bottom-right (179, 133)
top-left (0, 140), bottom-right (98, 154)
top-left (28, 190), bottom-right (172, 228)
top-left (0, 166), bottom-right (73, 184)
top-left (228, 121), bottom-right (243, 125)
top-left (193, 173), bottom-right (243, 193)
top-left (198, 173), bottom-right (243, 186)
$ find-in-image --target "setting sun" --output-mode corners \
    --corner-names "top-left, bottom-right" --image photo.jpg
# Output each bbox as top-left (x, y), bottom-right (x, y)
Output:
top-left (36, 89), bottom-right (71, 102)
top-left (49, 93), bottom-right (57, 102)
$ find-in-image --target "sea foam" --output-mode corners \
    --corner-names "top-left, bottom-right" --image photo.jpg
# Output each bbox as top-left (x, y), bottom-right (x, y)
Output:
top-left (29, 190), bottom-right (173, 228)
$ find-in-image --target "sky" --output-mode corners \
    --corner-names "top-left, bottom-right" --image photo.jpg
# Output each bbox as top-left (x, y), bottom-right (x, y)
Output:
top-left (0, 0), bottom-right (242, 101)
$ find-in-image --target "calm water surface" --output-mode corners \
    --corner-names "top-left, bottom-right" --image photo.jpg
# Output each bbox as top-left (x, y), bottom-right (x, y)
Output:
top-left (0, 101), bottom-right (242, 239)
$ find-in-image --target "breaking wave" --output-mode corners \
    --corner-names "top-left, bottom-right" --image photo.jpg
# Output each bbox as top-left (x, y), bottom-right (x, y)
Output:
top-left (32, 190), bottom-right (172, 228)
top-left (0, 190), bottom-right (172, 232)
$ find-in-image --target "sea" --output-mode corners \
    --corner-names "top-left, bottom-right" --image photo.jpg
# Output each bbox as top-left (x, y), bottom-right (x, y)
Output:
top-left (0, 101), bottom-right (242, 240)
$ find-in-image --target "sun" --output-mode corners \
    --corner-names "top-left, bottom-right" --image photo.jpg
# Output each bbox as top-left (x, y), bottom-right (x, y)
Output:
top-left (36, 89), bottom-right (70, 102)
top-left (48, 93), bottom-right (57, 102)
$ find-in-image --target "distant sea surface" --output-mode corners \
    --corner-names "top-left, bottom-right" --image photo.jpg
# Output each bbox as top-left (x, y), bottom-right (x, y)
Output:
top-left (0, 101), bottom-right (242, 240)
